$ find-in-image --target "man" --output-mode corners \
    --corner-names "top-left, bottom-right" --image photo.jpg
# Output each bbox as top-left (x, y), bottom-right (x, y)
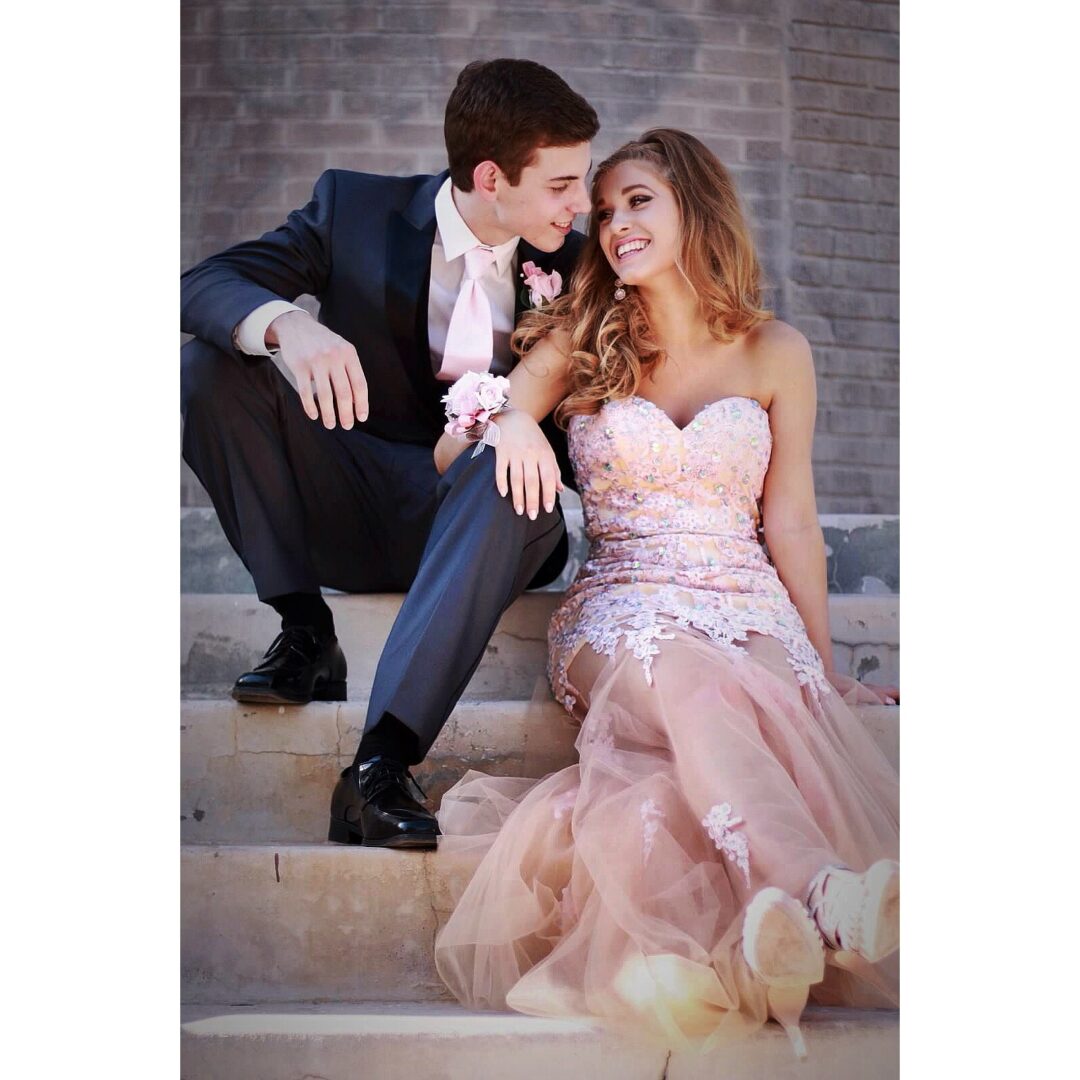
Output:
top-left (180, 59), bottom-right (597, 850)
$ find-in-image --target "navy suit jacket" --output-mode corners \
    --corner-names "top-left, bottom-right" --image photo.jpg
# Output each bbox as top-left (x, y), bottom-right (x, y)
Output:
top-left (181, 169), bottom-right (585, 486)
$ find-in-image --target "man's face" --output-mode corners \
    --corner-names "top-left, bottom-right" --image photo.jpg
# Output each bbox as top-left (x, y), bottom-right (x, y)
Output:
top-left (492, 142), bottom-right (593, 252)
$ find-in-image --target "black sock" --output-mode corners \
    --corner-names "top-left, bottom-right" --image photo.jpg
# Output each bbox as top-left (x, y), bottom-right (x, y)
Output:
top-left (267, 592), bottom-right (335, 642)
top-left (354, 712), bottom-right (421, 768)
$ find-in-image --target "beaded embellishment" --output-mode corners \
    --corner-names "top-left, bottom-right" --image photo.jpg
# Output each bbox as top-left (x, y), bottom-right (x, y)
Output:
top-left (548, 395), bottom-right (830, 708)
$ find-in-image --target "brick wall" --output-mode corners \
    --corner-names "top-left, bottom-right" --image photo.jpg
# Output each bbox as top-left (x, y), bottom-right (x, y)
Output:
top-left (181, 0), bottom-right (898, 513)
top-left (786, 0), bottom-right (899, 511)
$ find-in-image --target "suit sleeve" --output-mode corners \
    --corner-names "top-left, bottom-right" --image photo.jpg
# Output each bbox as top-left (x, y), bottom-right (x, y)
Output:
top-left (180, 170), bottom-right (338, 357)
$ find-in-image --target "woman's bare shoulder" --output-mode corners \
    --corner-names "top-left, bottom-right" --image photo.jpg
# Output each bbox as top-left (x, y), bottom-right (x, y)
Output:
top-left (745, 319), bottom-right (811, 360)
top-left (745, 319), bottom-right (814, 390)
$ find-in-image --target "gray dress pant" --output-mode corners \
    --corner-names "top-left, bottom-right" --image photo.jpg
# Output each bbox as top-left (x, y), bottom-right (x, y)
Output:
top-left (181, 338), bottom-right (568, 761)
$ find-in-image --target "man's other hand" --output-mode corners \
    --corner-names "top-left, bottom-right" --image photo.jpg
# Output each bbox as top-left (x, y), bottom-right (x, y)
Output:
top-left (268, 310), bottom-right (369, 430)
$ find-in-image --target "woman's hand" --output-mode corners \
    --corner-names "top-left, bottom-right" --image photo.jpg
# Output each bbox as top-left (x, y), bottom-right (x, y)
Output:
top-left (825, 670), bottom-right (898, 706)
top-left (433, 328), bottom-right (573, 492)
top-left (491, 409), bottom-right (564, 519)
top-left (862, 682), bottom-right (899, 705)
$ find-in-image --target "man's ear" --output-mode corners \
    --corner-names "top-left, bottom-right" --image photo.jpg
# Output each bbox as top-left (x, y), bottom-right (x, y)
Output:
top-left (471, 160), bottom-right (502, 201)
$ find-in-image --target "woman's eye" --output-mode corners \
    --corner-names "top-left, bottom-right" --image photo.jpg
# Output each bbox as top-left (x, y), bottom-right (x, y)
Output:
top-left (596, 209), bottom-right (612, 222)
top-left (630, 195), bottom-right (651, 208)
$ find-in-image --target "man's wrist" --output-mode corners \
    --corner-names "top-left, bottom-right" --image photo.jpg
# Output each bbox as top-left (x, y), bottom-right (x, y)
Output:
top-left (233, 299), bottom-right (304, 357)
top-left (266, 307), bottom-right (312, 347)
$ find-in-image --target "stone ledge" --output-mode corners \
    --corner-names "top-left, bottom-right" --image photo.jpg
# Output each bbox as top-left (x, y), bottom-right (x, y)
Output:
top-left (182, 700), bottom-right (898, 843)
top-left (181, 593), bottom-right (899, 700)
top-left (182, 844), bottom-right (448, 1006)
top-left (181, 1001), bottom-right (899, 1080)
top-left (181, 505), bottom-right (899, 596)
top-left (182, 844), bottom-right (901, 1029)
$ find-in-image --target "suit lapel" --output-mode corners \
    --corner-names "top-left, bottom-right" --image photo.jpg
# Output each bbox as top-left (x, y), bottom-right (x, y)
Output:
top-left (386, 172), bottom-right (445, 427)
top-left (513, 241), bottom-right (542, 324)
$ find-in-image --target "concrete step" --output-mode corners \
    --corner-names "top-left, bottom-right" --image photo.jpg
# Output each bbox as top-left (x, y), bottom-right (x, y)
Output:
top-left (181, 593), bottom-right (899, 699)
top-left (181, 1001), bottom-right (898, 1079)
top-left (181, 829), bottom-right (900, 1006)
top-left (182, 700), bottom-right (899, 843)
top-left (182, 844), bottom-right (453, 1005)
top-left (182, 504), bottom-right (899, 596)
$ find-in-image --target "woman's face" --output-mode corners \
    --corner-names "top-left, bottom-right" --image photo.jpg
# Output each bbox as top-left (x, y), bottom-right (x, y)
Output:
top-left (594, 160), bottom-right (681, 287)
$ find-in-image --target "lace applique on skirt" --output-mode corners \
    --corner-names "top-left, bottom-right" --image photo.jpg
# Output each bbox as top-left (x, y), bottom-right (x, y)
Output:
top-left (549, 584), bottom-right (831, 712)
top-left (640, 797), bottom-right (664, 862)
top-left (702, 802), bottom-right (751, 888)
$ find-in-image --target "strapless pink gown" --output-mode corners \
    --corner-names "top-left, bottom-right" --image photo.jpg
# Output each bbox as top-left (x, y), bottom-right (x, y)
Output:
top-left (434, 395), bottom-right (899, 1051)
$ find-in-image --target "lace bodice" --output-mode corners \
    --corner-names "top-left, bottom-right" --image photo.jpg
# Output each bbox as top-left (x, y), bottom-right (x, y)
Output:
top-left (548, 394), bottom-right (829, 711)
top-left (575, 395), bottom-right (770, 544)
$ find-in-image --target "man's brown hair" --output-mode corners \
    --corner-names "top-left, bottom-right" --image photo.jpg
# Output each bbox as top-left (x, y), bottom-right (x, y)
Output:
top-left (444, 59), bottom-right (599, 190)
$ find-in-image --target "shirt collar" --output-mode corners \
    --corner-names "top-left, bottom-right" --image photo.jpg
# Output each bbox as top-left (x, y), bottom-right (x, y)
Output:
top-left (435, 178), bottom-right (520, 275)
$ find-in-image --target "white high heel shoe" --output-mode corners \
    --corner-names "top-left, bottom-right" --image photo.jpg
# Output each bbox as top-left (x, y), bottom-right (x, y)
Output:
top-left (742, 886), bottom-right (825, 1059)
top-left (806, 859), bottom-right (900, 964)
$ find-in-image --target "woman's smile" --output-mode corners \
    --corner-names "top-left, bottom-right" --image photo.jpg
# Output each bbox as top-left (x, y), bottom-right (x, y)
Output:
top-left (613, 237), bottom-right (651, 262)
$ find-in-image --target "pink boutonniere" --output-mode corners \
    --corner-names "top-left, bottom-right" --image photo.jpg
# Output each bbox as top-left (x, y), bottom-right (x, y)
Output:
top-left (520, 261), bottom-right (563, 310)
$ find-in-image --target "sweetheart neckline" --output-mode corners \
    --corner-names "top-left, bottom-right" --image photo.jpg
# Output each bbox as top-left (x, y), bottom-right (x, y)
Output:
top-left (622, 394), bottom-right (766, 434)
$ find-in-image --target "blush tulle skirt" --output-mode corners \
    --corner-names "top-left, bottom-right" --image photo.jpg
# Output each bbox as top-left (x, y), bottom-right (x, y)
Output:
top-left (433, 629), bottom-right (899, 1051)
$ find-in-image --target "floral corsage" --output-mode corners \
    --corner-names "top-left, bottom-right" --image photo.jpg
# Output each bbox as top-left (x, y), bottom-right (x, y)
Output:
top-left (519, 261), bottom-right (563, 310)
top-left (442, 371), bottom-right (512, 458)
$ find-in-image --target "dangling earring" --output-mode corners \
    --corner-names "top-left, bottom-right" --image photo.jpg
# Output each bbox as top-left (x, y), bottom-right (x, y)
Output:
top-left (613, 278), bottom-right (627, 301)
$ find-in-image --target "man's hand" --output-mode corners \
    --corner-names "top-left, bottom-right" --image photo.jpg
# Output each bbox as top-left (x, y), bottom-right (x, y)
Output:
top-left (268, 310), bottom-right (369, 430)
top-left (491, 409), bottom-right (564, 519)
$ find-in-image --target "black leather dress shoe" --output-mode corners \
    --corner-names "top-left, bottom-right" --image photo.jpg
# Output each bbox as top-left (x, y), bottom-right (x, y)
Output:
top-left (328, 757), bottom-right (440, 849)
top-left (231, 626), bottom-right (347, 705)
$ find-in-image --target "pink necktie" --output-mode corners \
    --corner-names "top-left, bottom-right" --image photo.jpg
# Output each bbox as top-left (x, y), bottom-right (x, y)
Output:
top-left (438, 245), bottom-right (497, 382)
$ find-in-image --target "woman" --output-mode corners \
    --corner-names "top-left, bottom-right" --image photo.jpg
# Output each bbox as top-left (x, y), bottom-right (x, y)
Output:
top-left (431, 129), bottom-right (899, 1058)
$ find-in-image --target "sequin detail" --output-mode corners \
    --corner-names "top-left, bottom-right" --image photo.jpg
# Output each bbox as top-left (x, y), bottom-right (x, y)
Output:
top-left (552, 787), bottom-right (578, 821)
top-left (548, 395), bottom-right (830, 707)
top-left (640, 797), bottom-right (664, 862)
top-left (701, 802), bottom-right (751, 888)
top-left (580, 711), bottom-right (615, 753)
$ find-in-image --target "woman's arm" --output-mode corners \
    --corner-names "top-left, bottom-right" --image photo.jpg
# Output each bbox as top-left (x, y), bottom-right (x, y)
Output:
top-left (760, 324), bottom-right (902, 704)
top-left (433, 427), bottom-right (469, 476)
top-left (434, 330), bottom-right (575, 517)
top-left (759, 325), bottom-right (899, 704)
top-left (758, 324), bottom-right (835, 672)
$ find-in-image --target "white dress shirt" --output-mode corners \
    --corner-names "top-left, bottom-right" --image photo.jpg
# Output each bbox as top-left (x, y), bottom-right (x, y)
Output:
top-left (234, 178), bottom-right (520, 379)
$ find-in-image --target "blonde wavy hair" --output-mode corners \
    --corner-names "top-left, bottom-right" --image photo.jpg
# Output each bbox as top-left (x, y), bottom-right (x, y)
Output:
top-left (512, 128), bottom-right (773, 428)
